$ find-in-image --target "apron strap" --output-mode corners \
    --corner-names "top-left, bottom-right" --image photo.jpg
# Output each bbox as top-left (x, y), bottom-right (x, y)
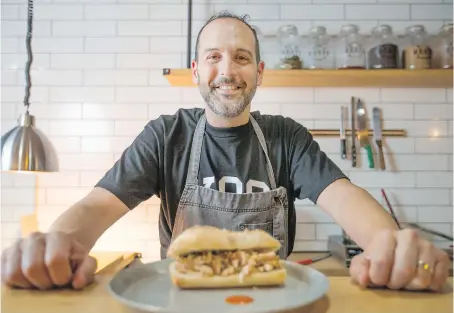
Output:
top-left (185, 114), bottom-right (206, 185)
top-left (249, 114), bottom-right (277, 190)
top-left (185, 112), bottom-right (277, 190)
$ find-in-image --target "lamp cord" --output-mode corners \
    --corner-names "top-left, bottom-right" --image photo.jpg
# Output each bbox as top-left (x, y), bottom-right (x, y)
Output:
top-left (24, 0), bottom-right (34, 113)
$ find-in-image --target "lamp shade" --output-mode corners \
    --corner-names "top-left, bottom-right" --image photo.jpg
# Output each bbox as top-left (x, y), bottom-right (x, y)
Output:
top-left (1, 111), bottom-right (59, 172)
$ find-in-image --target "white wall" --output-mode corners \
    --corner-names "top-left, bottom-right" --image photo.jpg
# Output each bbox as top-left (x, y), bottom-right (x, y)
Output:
top-left (1, 0), bottom-right (453, 262)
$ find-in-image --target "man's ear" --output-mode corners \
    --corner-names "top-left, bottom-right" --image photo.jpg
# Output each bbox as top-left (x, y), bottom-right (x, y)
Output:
top-left (256, 60), bottom-right (265, 86)
top-left (191, 60), bottom-right (199, 84)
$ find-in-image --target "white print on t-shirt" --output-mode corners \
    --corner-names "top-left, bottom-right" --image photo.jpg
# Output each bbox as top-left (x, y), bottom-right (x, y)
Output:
top-left (203, 176), bottom-right (270, 194)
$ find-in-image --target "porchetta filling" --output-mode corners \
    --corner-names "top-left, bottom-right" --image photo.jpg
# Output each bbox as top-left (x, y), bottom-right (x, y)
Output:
top-left (175, 250), bottom-right (282, 277)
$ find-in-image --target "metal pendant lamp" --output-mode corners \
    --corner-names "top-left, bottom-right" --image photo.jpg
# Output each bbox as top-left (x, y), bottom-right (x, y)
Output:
top-left (1, 0), bottom-right (59, 172)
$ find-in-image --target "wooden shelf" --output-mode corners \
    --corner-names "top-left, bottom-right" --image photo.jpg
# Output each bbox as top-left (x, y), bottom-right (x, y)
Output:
top-left (162, 68), bottom-right (453, 88)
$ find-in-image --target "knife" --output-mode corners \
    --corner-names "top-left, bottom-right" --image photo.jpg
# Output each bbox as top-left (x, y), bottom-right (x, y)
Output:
top-left (296, 253), bottom-right (332, 265)
top-left (340, 106), bottom-right (347, 159)
top-left (372, 107), bottom-right (385, 170)
top-left (356, 99), bottom-right (374, 168)
top-left (351, 97), bottom-right (356, 167)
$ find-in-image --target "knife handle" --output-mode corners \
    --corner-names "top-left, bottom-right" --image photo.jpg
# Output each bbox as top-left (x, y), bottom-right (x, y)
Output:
top-left (351, 140), bottom-right (356, 167)
top-left (365, 144), bottom-right (374, 168)
top-left (376, 140), bottom-right (386, 170)
top-left (341, 139), bottom-right (347, 159)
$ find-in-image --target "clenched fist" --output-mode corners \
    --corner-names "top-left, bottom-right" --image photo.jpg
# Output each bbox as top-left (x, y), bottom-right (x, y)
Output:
top-left (350, 229), bottom-right (450, 292)
top-left (1, 231), bottom-right (97, 290)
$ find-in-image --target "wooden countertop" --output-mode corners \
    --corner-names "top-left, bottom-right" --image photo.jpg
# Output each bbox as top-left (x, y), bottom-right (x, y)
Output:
top-left (2, 251), bottom-right (453, 313)
top-left (288, 252), bottom-right (454, 277)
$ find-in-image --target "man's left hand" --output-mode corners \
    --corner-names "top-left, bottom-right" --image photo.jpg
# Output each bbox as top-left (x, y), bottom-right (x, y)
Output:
top-left (349, 229), bottom-right (451, 292)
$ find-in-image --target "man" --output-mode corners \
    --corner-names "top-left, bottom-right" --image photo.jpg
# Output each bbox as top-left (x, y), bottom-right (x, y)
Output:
top-left (1, 12), bottom-right (449, 292)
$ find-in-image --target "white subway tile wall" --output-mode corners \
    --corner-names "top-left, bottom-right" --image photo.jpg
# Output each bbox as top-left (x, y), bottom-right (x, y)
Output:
top-left (1, 1), bottom-right (453, 262)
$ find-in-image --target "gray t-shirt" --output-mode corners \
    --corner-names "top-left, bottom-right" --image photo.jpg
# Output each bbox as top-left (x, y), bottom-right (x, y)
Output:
top-left (95, 108), bottom-right (348, 257)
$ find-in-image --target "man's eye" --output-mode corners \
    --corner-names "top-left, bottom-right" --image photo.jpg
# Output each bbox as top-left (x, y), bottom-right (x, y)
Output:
top-left (208, 55), bottom-right (220, 60)
top-left (237, 56), bottom-right (248, 60)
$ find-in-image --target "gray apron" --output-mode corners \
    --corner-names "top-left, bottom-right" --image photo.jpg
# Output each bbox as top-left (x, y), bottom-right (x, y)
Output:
top-left (168, 114), bottom-right (289, 259)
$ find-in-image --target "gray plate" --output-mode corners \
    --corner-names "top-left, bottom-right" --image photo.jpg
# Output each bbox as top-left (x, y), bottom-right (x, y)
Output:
top-left (107, 258), bottom-right (329, 313)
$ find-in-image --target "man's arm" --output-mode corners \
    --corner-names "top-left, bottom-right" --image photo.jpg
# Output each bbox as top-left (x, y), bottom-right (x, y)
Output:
top-left (316, 178), bottom-right (399, 249)
top-left (319, 178), bottom-right (450, 292)
top-left (1, 120), bottom-right (163, 291)
top-left (286, 118), bottom-right (398, 249)
top-left (49, 118), bottom-right (164, 252)
top-left (286, 119), bottom-right (449, 292)
top-left (48, 187), bottom-right (130, 252)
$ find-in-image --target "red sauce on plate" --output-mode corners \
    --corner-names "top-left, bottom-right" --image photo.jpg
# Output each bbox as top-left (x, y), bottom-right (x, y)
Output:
top-left (225, 295), bottom-right (254, 305)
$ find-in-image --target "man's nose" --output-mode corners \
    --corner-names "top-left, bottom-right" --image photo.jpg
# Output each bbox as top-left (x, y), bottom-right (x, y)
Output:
top-left (219, 58), bottom-right (236, 77)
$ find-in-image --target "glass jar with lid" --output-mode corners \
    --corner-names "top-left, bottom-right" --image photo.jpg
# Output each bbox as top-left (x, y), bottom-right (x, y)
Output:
top-left (432, 24), bottom-right (453, 69)
top-left (366, 25), bottom-right (400, 69)
top-left (251, 25), bottom-right (280, 69)
top-left (306, 26), bottom-right (334, 69)
top-left (401, 25), bottom-right (432, 69)
top-left (335, 24), bottom-right (366, 69)
top-left (276, 25), bottom-right (303, 69)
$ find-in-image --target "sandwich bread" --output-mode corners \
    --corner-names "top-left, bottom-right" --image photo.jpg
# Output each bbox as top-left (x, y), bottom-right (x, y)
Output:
top-left (167, 225), bottom-right (287, 289)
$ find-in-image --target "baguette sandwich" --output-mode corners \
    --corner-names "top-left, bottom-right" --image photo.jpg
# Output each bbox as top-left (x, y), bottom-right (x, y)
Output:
top-left (167, 225), bottom-right (287, 289)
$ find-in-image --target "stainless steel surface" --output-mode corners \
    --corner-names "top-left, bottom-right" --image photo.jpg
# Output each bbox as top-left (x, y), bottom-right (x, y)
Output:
top-left (372, 107), bottom-right (382, 140)
top-left (1, 111), bottom-right (59, 172)
top-left (356, 99), bottom-right (375, 168)
top-left (108, 258), bottom-right (330, 313)
top-left (407, 223), bottom-right (454, 241)
top-left (340, 106), bottom-right (346, 139)
top-left (372, 107), bottom-right (385, 170)
top-left (328, 235), bottom-right (363, 268)
top-left (356, 100), bottom-right (367, 131)
top-left (2, 0), bottom-right (59, 173)
top-left (350, 97), bottom-right (356, 167)
top-left (340, 106), bottom-right (347, 159)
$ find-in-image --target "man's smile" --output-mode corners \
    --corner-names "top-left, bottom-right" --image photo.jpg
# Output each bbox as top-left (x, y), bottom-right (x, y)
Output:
top-left (213, 84), bottom-right (244, 96)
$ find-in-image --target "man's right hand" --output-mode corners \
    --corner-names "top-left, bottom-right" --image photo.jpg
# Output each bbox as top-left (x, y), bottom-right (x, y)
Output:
top-left (1, 231), bottom-right (97, 290)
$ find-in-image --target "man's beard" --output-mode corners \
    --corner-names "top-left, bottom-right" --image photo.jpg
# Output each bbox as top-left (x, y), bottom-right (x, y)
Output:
top-left (200, 77), bottom-right (257, 118)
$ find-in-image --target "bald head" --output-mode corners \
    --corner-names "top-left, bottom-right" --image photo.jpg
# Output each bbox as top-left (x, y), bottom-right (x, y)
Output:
top-left (194, 12), bottom-right (261, 64)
